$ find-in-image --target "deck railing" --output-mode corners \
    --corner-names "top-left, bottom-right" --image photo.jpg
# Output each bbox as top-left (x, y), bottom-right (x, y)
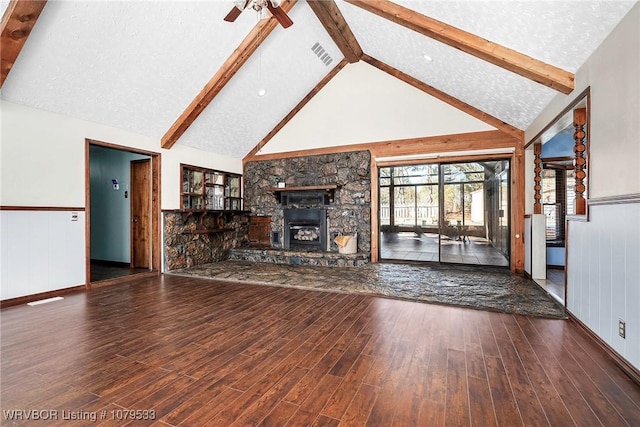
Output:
top-left (380, 205), bottom-right (439, 226)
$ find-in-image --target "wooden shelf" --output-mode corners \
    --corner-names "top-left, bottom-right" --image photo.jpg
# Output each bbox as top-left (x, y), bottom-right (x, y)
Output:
top-left (269, 184), bottom-right (338, 193)
top-left (270, 184), bottom-right (338, 205)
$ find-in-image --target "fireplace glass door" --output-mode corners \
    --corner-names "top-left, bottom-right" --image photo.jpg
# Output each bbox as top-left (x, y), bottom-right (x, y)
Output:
top-left (284, 208), bottom-right (327, 251)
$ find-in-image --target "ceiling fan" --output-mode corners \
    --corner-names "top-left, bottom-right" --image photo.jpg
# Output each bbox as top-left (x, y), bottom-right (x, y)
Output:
top-left (224, 0), bottom-right (294, 28)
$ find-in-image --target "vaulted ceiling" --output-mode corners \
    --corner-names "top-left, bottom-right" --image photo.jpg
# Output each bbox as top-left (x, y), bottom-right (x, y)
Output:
top-left (1, 0), bottom-right (636, 160)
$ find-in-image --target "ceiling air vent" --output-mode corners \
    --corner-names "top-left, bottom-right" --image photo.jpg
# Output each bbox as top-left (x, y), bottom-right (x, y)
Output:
top-left (311, 42), bottom-right (333, 66)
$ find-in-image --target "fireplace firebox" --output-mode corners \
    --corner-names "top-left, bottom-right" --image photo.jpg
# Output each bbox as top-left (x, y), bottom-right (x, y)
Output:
top-left (283, 208), bottom-right (327, 251)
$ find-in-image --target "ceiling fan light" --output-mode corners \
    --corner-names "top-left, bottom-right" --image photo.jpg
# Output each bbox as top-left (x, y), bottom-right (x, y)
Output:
top-left (270, 0), bottom-right (282, 7)
top-left (259, 7), bottom-right (270, 19)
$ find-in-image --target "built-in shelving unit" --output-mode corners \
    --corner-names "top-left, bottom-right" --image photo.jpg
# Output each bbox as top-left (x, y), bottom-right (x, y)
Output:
top-left (181, 163), bottom-right (242, 212)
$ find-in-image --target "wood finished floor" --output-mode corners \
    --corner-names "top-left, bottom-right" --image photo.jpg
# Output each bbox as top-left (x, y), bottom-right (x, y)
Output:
top-left (2, 274), bottom-right (639, 426)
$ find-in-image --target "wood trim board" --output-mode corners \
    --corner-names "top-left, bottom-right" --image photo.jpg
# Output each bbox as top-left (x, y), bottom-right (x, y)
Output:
top-left (0, 206), bottom-right (85, 211)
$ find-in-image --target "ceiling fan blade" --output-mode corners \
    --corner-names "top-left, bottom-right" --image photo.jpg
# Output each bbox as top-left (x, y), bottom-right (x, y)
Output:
top-left (224, 0), bottom-right (249, 22)
top-left (224, 6), bottom-right (243, 22)
top-left (266, 2), bottom-right (293, 28)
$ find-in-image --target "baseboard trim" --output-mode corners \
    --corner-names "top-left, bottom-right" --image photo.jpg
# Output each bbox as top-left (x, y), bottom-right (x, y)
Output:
top-left (568, 311), bottom-right (640, 386)
top-left (1, 285), bottom-right (86, 308)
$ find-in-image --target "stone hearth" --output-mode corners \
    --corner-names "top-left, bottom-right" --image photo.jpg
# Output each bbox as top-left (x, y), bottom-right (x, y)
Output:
top-left (229, 247), bottom-right (369, 267)
top-left (169, 261), bottom-right (567, 319)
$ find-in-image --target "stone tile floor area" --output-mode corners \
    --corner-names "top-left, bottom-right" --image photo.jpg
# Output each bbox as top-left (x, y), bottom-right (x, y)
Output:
top-left (169, 261), bottom-right (566, 319)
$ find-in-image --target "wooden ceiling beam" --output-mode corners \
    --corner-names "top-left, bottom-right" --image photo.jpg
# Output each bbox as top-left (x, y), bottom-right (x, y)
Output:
top-left (1, 0), bottom-right (47, 88)
top-left (345, 0), bottom-right (574, 94)
top-left (363, 54), bottom-right (523, 141)
top-left (307, 0), bottom-right (363, 63)
top-left (244, 58), bottom-right (349, 164)
top-left (248, 130), bottom-right (519, 163)
top-left (161, 0), bottom-right (298, 149)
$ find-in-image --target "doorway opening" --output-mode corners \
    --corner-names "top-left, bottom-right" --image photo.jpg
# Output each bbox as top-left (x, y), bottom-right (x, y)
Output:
top-left (540, 166), bottom-right (573, 303)
top-left (379, 160), bottom-right (510, 267)
top-left (86, 140), bottom-right (161, 285)
top-left (528, 89), bottom-right (590, 305)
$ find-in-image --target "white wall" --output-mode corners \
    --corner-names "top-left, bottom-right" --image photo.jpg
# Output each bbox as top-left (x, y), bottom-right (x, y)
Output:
top-left (259, 61), bottom-right (495, 154)
top-left (525, 3), bottom-right (640, 370)
top-left (0, 101), bottom-right (242, 209)
top-left (0, 100), bottom-right (241, 300)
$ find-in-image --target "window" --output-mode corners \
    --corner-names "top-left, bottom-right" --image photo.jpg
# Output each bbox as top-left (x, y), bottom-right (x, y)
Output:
top-left (542, 167), bottom-right (573, 243)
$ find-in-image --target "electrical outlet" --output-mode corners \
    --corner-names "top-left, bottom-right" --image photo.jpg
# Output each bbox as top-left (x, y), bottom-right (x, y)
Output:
top-left (618, 320), bottom-right (626, 339)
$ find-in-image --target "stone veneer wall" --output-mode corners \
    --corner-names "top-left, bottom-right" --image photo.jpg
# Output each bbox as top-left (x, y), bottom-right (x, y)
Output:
top-left (163, 211), bottom-right (249, 270)
top-left (244, 151), bottom-right (371, 254)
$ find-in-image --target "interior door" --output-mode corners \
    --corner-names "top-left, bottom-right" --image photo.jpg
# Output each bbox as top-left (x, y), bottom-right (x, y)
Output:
top-left (131, 159), bottom-right (152, 269)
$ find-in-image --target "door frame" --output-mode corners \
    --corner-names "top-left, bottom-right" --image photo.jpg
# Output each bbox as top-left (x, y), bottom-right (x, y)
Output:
top-left (85, 139), bottom-right (161, 288)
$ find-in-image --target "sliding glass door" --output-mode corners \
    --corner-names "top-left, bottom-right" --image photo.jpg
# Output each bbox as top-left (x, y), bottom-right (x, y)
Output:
top-left (380, 165), bottom-right (440, 261)
top-left (379, 160), bottom-right (510, 267)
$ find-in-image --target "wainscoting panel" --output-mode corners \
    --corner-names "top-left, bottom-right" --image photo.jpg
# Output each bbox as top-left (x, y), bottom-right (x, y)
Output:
top-left (0, 210), bottom-right (86, 300)
top-left (567, 202), bottom-right (640, 370)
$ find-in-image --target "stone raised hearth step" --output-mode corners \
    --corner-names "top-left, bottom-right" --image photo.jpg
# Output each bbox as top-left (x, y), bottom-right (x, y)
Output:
top-left (229, 247), bottom-right (369, 267)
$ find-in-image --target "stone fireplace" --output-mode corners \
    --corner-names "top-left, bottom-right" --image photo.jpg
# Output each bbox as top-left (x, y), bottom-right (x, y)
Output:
top-left (243, 150), bottom-right (372, 259)
top-left (283, 208), bottom-right (327, 251)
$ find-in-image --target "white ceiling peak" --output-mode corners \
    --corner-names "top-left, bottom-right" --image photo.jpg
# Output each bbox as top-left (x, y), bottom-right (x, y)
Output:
top-left (259, 61), bottom-right (495, 155)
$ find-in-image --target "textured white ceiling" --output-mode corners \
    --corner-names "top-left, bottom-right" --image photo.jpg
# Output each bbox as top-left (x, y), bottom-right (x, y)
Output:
top-left (1, 1), bottom-right (256, 138)
top-left (1, 0), bottom-right (636, 159)
top-left (177, 1), bottom-right (344, 158)
top-left (336, 0), bottom-right (636, 130)
top-left (391, 0), bottom-right (637, 72)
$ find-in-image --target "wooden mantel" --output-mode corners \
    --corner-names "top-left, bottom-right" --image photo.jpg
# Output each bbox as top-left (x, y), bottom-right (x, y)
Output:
top-left (270, 184), bottom-right (339, 205)
top-left (268, 184), bottom-right (339, 193)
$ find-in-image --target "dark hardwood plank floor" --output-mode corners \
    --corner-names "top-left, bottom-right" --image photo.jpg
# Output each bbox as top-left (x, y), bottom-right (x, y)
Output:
top-left (1, 274), bottom-right (639, 426)
top-left (90, 261), bottom-right (150, 282)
